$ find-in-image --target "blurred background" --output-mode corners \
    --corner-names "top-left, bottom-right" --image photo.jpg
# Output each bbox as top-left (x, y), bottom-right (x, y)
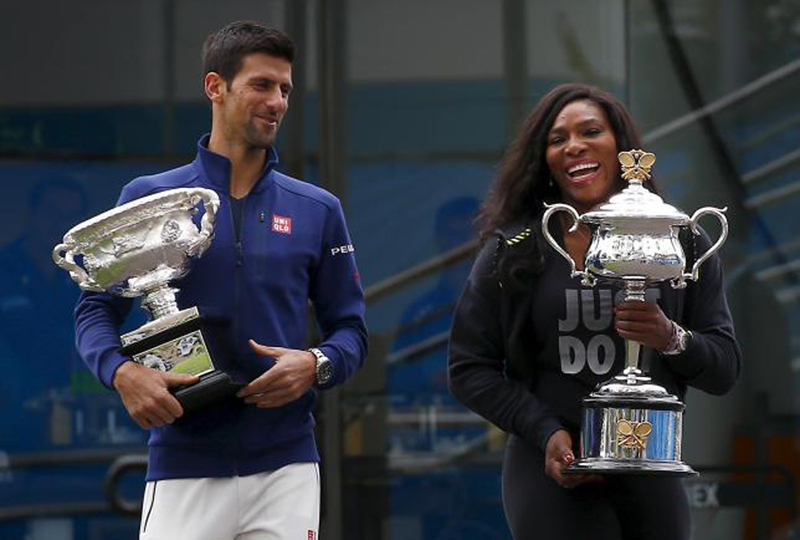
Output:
top-left (1, 0), bottom-right (798, 539)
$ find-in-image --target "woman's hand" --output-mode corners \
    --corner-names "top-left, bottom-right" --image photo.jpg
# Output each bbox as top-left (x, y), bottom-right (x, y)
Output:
top-left (544, 430), bottom-right (600, 489)
top-left (615, 300), bottom-right (673, 351)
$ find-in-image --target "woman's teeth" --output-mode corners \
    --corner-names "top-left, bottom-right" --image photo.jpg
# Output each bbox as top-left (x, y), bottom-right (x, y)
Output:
top-left (568, 163), bottom-right (599, 178)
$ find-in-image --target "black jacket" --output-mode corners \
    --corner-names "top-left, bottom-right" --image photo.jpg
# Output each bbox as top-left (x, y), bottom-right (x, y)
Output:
top-left (447, 221), bottom-right (742, 452)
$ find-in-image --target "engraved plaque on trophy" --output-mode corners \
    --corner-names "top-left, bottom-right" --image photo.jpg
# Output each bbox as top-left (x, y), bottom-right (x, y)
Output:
top-left (53, 188), bottom-right (243, 414)
top-left (541, 149), bottom-right (729, 476)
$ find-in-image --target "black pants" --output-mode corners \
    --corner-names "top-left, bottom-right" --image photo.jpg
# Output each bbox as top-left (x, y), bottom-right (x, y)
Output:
top-left (502, 435), bottom-right (691, 540)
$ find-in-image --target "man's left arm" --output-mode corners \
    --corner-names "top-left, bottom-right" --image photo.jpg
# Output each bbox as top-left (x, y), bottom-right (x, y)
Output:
top-left (238, 198), bottom-right (368, 406)
top-left (307, 199), bottom-right (368, 388)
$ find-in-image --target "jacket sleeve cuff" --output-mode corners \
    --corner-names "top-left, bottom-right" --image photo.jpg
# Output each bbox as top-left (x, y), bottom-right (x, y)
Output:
top-left (99, 352), bottom-right (131, 390)
top-left (661, 337), bottom-right (704, 381)
top-left (532, 417), bottom-right (566, 453)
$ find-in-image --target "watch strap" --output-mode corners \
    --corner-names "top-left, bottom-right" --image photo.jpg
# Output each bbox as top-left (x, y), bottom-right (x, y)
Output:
top-left (663, 322), bottom-right (691, 355)
top-left (308, 347), bottom-right (332, 385)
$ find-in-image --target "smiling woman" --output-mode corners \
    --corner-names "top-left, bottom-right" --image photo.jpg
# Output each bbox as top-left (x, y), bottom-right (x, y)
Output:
top-left (545, 99), bottom-right (619, 215)
top-left (545, 98), bottom-right (622, 269)
top-left (447, 83), bottom-right (741, 540)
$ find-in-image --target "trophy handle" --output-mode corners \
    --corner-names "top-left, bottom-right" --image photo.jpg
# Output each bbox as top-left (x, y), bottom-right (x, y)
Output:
top-left (673, 206), bottom-right (728, 288)
top-left (186, 188), bottom-right (220, 258)
top-left (541, 203), bottom-right (595, 286)
top-left (52, 243), bottom-right (104, 292)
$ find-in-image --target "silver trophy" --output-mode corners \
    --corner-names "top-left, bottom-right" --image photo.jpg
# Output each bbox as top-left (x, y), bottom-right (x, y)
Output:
top-left (541, 149), bottom-right (728, 476)
top-left (53, 188), bottom-right (241, 412)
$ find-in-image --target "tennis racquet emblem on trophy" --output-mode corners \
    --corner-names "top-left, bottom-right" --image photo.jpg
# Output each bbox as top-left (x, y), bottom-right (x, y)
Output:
top-left (542, 149), bottom-right (729, 476)
top-left (53, 188), bottom-right (242, 413)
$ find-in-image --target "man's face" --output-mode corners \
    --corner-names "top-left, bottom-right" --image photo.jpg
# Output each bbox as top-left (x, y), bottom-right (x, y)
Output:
top-left (216, 53), bottom-right (293, 149)
top-left (545, 99), bottom-right (619, 214)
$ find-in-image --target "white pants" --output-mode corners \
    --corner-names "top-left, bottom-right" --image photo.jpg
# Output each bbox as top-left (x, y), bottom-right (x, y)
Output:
top-left (139, 462), bottom-right (320, 540)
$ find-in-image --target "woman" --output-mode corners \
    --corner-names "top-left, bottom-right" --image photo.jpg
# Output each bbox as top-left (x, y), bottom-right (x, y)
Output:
top-left (447, 83), bottom-right (741, 539)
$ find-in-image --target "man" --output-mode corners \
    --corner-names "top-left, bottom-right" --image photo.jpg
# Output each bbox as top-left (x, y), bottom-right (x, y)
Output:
top-left (74, 21), bottom-right (368, 539)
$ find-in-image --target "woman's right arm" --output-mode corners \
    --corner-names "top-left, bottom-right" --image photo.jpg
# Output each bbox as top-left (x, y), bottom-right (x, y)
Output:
top-left (447, 237), bottom-right (564, 452)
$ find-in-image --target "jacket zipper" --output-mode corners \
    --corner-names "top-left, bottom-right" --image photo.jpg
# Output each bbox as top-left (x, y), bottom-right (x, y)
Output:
top-left (232, 194), bottom-right (245, 477)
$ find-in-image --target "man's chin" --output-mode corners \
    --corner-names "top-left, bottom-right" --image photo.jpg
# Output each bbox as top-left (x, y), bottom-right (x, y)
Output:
top-left (246, 135), bottom-right (277, 150)
top-left (242, 125), bottom-right (278, 148)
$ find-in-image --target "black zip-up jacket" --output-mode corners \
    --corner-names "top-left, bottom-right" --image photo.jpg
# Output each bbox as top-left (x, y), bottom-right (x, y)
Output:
top-left (447, 221), bottom-right (742, 452)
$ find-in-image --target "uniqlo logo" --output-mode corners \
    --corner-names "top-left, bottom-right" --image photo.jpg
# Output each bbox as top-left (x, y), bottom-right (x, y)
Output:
top-left (272, 214), bottom-right (292, 234)
top-left (307, 531), bottom-right (315, 540)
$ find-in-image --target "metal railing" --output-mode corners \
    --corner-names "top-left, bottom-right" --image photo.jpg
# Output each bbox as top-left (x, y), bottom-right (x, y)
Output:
top-left (0, 448), bottom-right (147, 521)
top-left (642, 57), bottom-right (800, 144)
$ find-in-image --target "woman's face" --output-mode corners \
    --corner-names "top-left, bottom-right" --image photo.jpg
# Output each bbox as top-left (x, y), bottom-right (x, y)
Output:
top-left (545, 99), bottom-right (619, 214)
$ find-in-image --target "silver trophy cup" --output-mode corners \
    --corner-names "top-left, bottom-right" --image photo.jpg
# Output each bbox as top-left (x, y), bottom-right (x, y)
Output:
top-left (54, 188), bottom-right (241, 412)
top-left (541, 149), bottom-right (728, 476)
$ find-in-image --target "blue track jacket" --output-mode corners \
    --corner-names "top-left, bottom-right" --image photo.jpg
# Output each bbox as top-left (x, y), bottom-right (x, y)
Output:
top-left (74, 135), bottom-right (368, 480)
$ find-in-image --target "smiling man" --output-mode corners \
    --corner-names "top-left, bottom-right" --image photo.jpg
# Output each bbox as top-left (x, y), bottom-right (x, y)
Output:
top-left (74, 21), bottom-right (368, 540)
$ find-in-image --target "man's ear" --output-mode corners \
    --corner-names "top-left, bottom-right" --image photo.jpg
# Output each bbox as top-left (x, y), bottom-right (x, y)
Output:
top-left (204, 72), bottom-right (226, 102)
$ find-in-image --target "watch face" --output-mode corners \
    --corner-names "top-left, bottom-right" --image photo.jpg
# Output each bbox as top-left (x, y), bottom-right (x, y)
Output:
top-left (679, 329), bottom-right (691, 350)
top-left (317, 359), bottom-right (333, 384)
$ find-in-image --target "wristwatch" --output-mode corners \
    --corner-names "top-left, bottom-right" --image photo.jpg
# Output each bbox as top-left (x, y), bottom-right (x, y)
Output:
top-left (663, 323), bottom-right (692, 356)
top-left (308, 347), bottom-right (333, 386)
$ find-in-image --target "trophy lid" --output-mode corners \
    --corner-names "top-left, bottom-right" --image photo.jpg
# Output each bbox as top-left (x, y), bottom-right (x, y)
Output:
top-left (581, 150), bottom-right (689, 225)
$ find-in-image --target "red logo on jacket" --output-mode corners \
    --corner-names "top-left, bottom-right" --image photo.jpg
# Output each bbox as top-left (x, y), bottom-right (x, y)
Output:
top-left (272, 214), bottom-right (292, 234)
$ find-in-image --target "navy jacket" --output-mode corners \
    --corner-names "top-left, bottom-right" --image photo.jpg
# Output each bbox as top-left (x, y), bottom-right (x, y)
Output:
top-left (74, 136), bottom-right (368, 480)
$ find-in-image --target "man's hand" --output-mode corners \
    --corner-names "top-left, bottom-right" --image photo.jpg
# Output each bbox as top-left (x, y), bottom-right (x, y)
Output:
top-left (544, 429), bottom-right (600, 489)
top-left (615, 300), bottom-right (673, 351)
top-left (237, 340), bottom-right (316, 408)
top-left (113, 361), bottom-right (199, 429)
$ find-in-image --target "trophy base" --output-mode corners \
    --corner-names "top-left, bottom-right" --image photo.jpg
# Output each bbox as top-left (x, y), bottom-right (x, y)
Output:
top-left (570, 369), bottom-right (695, 477)
top-left (564, 458), bottom-right (697, 477)
top-left (173, 370), bottom-right (245, 414)
top-left (120, 308), bottom-right (243, 414)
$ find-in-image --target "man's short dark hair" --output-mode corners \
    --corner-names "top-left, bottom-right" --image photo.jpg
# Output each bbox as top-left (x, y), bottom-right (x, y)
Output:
top-left (202, 21), bottom-right (295, 87)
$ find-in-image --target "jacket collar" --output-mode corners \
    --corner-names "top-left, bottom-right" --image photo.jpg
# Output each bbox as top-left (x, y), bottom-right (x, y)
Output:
top-left (193, 134), bottom-right (280, 194)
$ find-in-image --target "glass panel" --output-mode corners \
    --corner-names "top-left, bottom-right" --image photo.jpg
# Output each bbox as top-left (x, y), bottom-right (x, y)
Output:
top-left (344, 2), bottom-right (506, 537)
top-left (630, 1), bottom-right (800, 538)
top-left (342, 1), bottom-right (625, 538)
top-left (0, 160), bottom-right (157, 539)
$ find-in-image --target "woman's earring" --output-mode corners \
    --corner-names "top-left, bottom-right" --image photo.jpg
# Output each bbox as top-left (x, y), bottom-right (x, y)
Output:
top-left (548, 176), bottom-right (555, 189)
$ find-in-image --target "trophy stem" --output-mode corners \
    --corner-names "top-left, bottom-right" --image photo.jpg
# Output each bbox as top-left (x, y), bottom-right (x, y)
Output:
top-left (141, 285), bottom-right (180, 320)
top-left (622, 278), bottom-right (647, 374)
top-left (625, 340), bottom-right (642, 372)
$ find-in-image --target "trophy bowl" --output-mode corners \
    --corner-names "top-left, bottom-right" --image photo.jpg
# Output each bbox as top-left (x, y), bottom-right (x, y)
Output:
top-left (541, 149), bottom-right (728, 476)
top-left (53, 188), bottom-right (218, 300)
top-left (53, 188), bottom-right (242, 413)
